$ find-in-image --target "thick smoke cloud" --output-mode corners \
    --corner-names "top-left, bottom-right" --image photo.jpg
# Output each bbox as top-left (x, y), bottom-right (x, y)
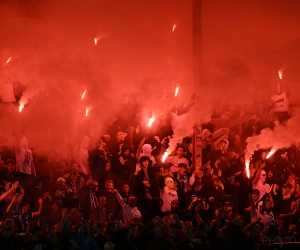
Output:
top-left (245, 109), bottom-right (300, 161)
top-left (0, 0), bottom-right (193, 153)
top-left (0, 0), bottom-right (300, 156)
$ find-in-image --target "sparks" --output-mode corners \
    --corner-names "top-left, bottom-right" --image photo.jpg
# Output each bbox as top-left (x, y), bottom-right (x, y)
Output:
top-left (19, 103), bottom-right (24, 113)
top-left (162, 152), bottom-right (169, 162)
top-left (6, 57), bottom-right (12, 64)
top-left (86, 108), bottom-right (89, 117)
top-left (148, 117), bottom-right (155, 127)
top-left (245, 161), bottom-right (250, 179)
top-left (174, 87), bottom-right (179, 97)
top-left (81, 89), bottom-right (86, 99)
top-left (172, 24), bottom-right (176, 32)
top-left (278, 70), bottom-right (283, 79)
top-left (266, 149), bottom-right (275, 159)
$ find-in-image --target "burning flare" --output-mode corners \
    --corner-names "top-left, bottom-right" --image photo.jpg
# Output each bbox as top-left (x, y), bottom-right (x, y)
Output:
top-left (86, 108), bottom-right (89, 117)
top-left (81, 89), bottom-right (86, 99)
top-left (278, 70), bottom-right (283, 79)
top-left (19, 103), bottom-right (24, 113)
top-left (174, 87), bottom-right (179, 97)
top-left (266, 149), bottom-right (275, 159)
top-left (162, 152), bottom-right (169, 162)
top-left (6, 57), bottom-right (12, 64)
top-left (245, 161), bottom-right (250, 179)
top-left (94, 36), bottom-right (102, 45)
top-left (172, 24), bottom-right (176, 32)
top-left (148, 117), bottom-right (155, 127)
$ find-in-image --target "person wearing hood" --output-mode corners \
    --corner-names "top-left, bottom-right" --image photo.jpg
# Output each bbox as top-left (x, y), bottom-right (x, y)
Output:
top-left (15, 136), bottom-right (36, 189)
top-left (136, 137), bottom-right (156, 166)
top-left (113, 144), bottom-right (136, 180)
top-left (62, 216), bottom-right (99, 250)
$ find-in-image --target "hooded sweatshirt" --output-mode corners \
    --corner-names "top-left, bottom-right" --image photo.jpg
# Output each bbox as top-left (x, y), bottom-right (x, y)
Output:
top-left (138, 144), bottom-right (156, 166)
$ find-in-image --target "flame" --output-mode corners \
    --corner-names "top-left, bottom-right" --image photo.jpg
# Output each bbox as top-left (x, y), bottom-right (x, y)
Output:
top-left (148, 117), bottom-right (155, 127)
top-left (19, 103), bottom-right (24, 113)
top-left (94, 37), bottom-right (101, 45)
top-left (245, 161), bottom-right (250, 179)
top-left (86, 108), bottom-right (89, 117)
top-left (6, 57), bottom-right (12, 64)
top-left (162, 152), bottom-right (169, 162)
top-left (174, 87), bottom-right (179, 97)
top-left (266, 149), bottom-right (275, 159)
top-left (278, 70), bottom-right (283, 79)
top-left (172, 24), bottom-right (176, 32)
top-left (81, 89), bottom-right (86, 99)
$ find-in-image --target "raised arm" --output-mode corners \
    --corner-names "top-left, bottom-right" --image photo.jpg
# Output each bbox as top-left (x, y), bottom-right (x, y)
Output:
top-left (252, 163), bottom-right (265, 186)
top-left (136, 137), bottom-right (146, 159)
top-left (6, 196), bottom-right (16, 213)
top-left (283, 180), bottom-right (295, 200)
top-left (32, 197), bottom-right (43, 217)
top-left (0, 181), bottom-right (19, 202)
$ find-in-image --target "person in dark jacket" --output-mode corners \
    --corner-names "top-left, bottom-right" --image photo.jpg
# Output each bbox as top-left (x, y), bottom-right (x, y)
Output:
top-left (62, 217), bottom-right (99, 250)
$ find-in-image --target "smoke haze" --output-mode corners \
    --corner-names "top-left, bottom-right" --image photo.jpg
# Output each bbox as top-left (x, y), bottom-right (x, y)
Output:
top-left (0, 0), bottom-right (300, 155)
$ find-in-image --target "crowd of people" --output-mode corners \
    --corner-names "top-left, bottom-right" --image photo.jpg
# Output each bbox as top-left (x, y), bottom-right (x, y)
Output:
top-left (0, 82), bottom-right (299, 249)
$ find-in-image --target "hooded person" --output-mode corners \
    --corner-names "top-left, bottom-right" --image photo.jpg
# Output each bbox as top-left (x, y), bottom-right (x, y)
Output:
top-left (74, 135), bottom-right (90, 180)
top-left (137, 144), bottom-right (156, 166)
top-left (62, 220), bottom-right (99, 250)
top-left (15, 136), bottom-right (36, 188)
top-left (113, 144), bottom-right (136, 180)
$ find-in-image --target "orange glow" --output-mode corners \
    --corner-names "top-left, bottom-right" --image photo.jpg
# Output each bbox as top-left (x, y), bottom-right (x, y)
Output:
top-left (162, 152), bottom-right (169, 162)
top-left (86, 108), bottom-right (89, 117)
top-left (6, 57), bottom-right (12, 64)
top-left (175, 87), bottom-right (179, 97)
top-left (245, 161), bottom-right (250, 178)
top-left (19, 103), bottom-right (24, 112)
top-left (172, 24), bottom-right (176, 32)
top-left (148, 117), bottom-right (155, 127)
top-left (81, 89), bottom-right (86, 99)
top-left (94, 37), bottom-right (101, 45)
top-left (278, 70), bottom-right (283, 79)
top-left (266, 149), bottom-right (275, 159)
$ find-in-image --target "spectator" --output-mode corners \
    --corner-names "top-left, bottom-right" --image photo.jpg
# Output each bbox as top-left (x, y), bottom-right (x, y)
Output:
top-left (62, 216), bottom-right (99, 250)
top-left (159, 177), bottom-right (178, 213)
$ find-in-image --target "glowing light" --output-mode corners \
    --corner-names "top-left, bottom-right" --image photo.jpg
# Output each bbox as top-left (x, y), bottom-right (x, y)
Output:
top-left (148, 117), bottom-right (155, 127)
top-left (162, 152), bottom-right (169, 162)
top-left (174, 87), bottom-right (179, 97)
top-left (6, 57), bottom-right (12, 64)
top-left (266, 149), bottom-right (275, 159)
top-left (245, 161), bottom-right (250, 179)
top-left (172, 24), bottom-right (176, 32)
top-left (94, 37), bottom-right (101, 45)
top-left (86, 108), bottom-right (89, 117)
top-left (81, 89), bottom-right (86, 99)
top-left (19, 103), bottom-right (24, 113)
top-left (278, 70), bottom-right (283, 79)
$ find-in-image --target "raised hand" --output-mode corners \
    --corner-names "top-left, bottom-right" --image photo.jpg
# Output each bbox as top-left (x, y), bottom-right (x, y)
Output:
top-left (12, 181), bottom-right (20, 189)
top-left (135, 163), bottom-right (141, 172)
